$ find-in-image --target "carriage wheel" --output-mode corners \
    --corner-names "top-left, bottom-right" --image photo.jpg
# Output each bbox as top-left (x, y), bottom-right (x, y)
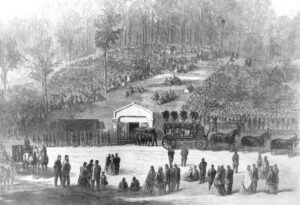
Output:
top-left (162, 137), bottom-right (176, 150)
top-left (195, 138), bottom-right (208, 150)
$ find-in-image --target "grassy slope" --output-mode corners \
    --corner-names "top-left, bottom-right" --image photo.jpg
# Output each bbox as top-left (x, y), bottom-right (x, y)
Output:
top-left (42, 60), bottom-right (224, 133)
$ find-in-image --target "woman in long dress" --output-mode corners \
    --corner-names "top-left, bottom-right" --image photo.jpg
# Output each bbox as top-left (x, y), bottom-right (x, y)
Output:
top-left (265, 166), bottom-right (277, 194)
top-left (169, 165), bottom-right (176, 192)
top-left (153, 166), bottom-right (165, 195)
top-left (143, 166), bottom-right (156, 195)
top-left (108, 155), bottom-right (115, 175)
top-left (210, 168), bottom-right (225, 196)
top-left (240, 165), bottom-right (253, 195)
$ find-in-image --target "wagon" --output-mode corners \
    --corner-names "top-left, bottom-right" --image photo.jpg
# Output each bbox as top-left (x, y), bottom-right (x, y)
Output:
top-left (161, 122), bottom-right (209, 150)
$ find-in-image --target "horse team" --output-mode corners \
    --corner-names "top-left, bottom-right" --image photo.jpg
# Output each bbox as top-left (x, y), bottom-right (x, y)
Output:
top-left (209, 126), bottom-right (298, 155)
top-left (22, 144), bottom-right (49, 179)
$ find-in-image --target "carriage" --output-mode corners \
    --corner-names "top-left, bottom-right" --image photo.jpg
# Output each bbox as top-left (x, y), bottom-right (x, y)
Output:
top-left (161, 122), bottom-right (209, 150)
top-left (11, 145), bottom-right (25, 172)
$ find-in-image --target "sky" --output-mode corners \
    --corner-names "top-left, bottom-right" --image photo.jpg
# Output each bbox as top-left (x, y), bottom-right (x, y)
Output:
top-left (0, 0), bottom-right (299, 23)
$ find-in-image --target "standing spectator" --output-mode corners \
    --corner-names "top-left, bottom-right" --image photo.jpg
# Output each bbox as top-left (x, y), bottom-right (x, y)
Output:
top-left (207, 164), bottom-right (216, 190)
top-left (240, 165), bottom-right (253, 195)
top-left (91, 160), bottom-right (101, 192)
top-left (251, 164), bottom-right (259, 193)
top-left (105, 154), bottom-right (111, 172)
top-left (220, 165), bottom-right (226, 193)
top-left (232, 152), bottom-right (239, 173)
top-left (180, 147), bottom-right (188, 167)
top-left (62, 155), bottom-right (71, 188)
top-left (168, 148), bottom-right (175, 166)
top-left (262, 156), bottom-right (269, 179)
top-left (87, 160), bottom-right (93, 187)
top-left (78, 162), bottom-right (88, 187)
top-left (273, 164), bottom-right (279, 193)
top-left (174, 164), bottom-right (181, 190)
top-left (199, 158), bottom-right (207, 184)
top-left (164, 164), bottom-right (170, 193)
top-left (169, 164), bottom-right (176, 192)
top-left (225, 165), bottom-right (233, 194)
top-left (100, 171), bottom-right (108, 190)
top-left (265, 166), bottom-right (277, 194)
top-left (257, 153), bottom-right (262, 177)
top-left (153, 167), bottom-right (165, 195)
top-left (54, 155), bottom-right (62, 187)
top-left (114, 153), bottom-right (121, 175)
top-left (143, 166), bottom-right (156, 194)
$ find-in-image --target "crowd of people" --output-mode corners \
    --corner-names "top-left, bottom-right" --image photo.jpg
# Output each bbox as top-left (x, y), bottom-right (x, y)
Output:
top-left (241, 154), bottom-right (279, 195)
top-left (143, 164), bottom-right (181, 195)
top-left (105, 154), bottom-right (121, 175)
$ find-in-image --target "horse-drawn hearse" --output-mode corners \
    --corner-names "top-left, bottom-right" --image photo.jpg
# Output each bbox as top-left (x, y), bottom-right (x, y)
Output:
top-left (161, 122), bottom-right (210, 150)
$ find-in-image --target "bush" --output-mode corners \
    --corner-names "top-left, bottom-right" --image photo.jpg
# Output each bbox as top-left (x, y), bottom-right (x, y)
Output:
top-left (152, 90), bottom-right (177, 105)
top-left (164, 75), bottom-right (182, 86)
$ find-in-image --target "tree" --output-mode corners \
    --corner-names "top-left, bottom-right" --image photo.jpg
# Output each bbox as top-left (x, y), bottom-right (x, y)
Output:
top-left (95, 1), bottom-right (122, 93)
top-left (0, 36), bottom-right (21, 100)
top-left (180, 110), bottom-right (188, 122)
top-left (56, 10), bottom-right (83, 61)
top-left (170, 111), bottom-right (179, 122)
top-left (28, 35), bottom-right (55, 114)
top-left (162, 110), bottom-right (170, 122)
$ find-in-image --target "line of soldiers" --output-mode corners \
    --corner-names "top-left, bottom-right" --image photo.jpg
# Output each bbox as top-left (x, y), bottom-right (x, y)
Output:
top-left (31, 130), bottom-right (111, 147)
top-left (204, 114), bottom-right (298, 130)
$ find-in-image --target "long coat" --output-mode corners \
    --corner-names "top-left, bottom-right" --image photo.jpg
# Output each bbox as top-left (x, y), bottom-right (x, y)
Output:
top-left (143, 170), bottom-right (156, 194)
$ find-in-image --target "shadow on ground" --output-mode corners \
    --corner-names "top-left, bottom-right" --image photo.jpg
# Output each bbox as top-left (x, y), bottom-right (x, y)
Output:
top-left (0, 184), bottom-right (173, 205)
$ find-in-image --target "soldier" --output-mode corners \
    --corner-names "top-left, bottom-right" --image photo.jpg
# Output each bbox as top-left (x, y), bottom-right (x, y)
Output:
top-left (72, 131), bottom-right (76, 147)
top-left (107, 131), bottom-right (111, 145)
top-left (199, 158), bottom-right (207, 184)
top-left (225, 165), bottom-right (233, 194)
top-left (96, 130), bottom-right (100, 146)
top-left (232, 152), bottom-right (239, 173)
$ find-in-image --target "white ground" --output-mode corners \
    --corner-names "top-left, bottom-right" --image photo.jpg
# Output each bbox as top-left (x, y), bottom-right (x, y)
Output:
top-left (15, 145), bottom-right (300, 205)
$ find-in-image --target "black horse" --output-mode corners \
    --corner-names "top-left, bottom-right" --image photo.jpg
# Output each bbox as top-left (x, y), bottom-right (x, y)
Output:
top-left (270, 134), bottom-right (299, 156)
top-left (241, 129), bottom-right (271, 152)
top-left (210, 125), bottom-right (241, 151)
